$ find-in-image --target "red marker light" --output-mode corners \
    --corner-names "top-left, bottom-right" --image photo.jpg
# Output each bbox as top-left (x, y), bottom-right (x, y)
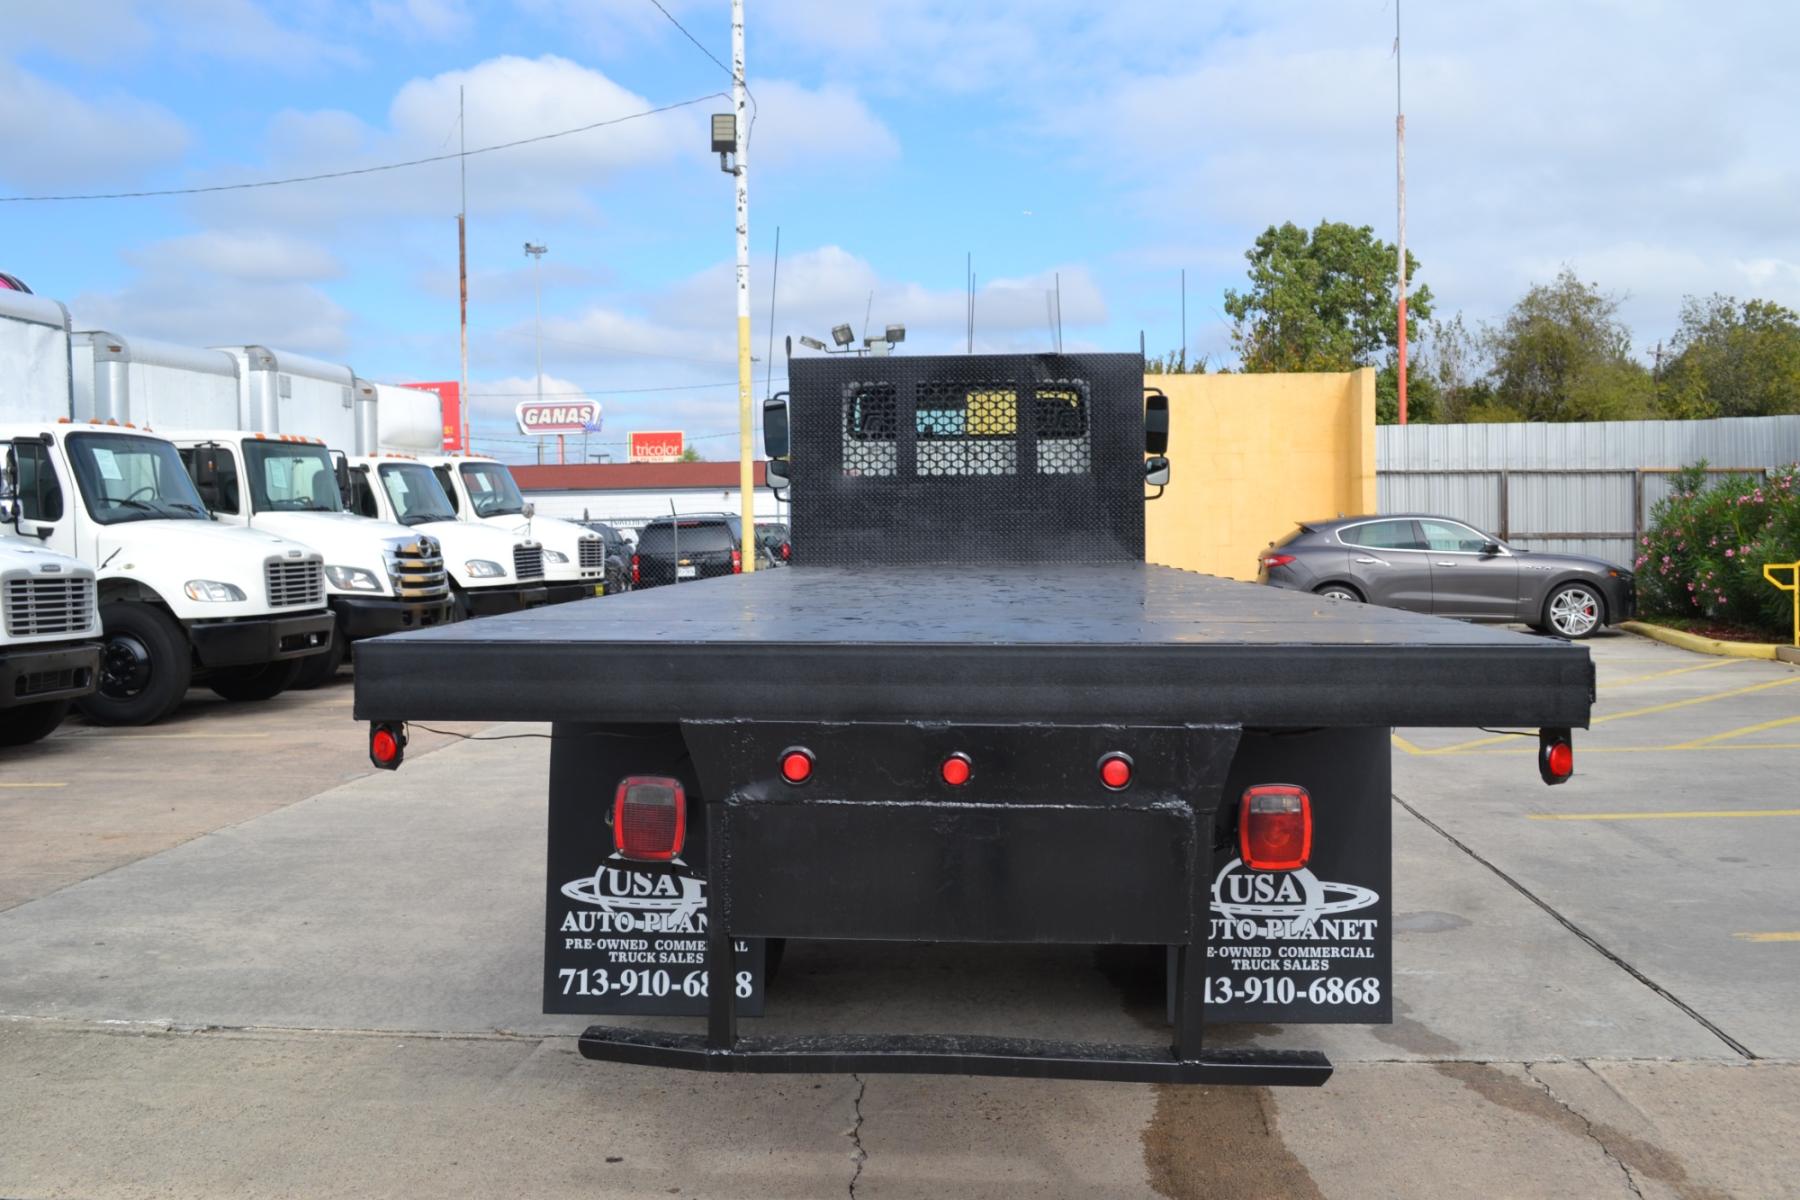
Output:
top-left (1099, 753), bottom-right (1133, 790)
top-left (1540, 729), bottom-right (1574, 785)
top-left (780, 748), bottom-right (814, 784)
top-left (940, 753), bottom-right (972, 786)
top-left (1239, 784), bottom-right (1312, 872)
top-left (369, 722), bottom-right (405, 770)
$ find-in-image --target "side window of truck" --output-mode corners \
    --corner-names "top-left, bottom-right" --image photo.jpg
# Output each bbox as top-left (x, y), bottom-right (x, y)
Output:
top-left (432, 466), bottom-right (461, 513)
top-left (177, 447), bottom-right (240, 515)
top-left (349, 471), bottom-right (380, 519)
top-left (11, 441), bottom-right (65, 522)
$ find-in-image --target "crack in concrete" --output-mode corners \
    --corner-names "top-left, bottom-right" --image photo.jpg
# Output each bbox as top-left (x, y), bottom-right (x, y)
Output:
top-left (1523, 1062), bottom-right (1645, 1200)
top-left (846, 1074), bottom-right (867, 1198)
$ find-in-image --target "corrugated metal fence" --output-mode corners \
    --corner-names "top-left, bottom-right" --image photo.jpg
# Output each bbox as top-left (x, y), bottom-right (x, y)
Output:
top-left (1377, 416), bottom-right (1800, 566)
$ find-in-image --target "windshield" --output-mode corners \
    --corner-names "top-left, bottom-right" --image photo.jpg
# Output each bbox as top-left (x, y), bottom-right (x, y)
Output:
top-left (65, 433), bottom-right (211, 524)
top-left (458, 461), bottom-right (527, 517)
top-left (378, 463), bottom-right (457, 525)
top-left (245, 442), bottom-right (344, 513)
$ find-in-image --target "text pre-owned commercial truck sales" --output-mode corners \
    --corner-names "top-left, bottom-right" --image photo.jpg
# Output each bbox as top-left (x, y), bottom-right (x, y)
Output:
top-left (1, 290), bottom-right (333, 724)
top-left (67, 333), bottom-right (455, 688)
top-left (359, 351), bottom-right (1594, 1086)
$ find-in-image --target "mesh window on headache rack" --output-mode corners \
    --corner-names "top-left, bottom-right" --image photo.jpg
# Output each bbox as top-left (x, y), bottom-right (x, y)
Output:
top-left (1033, 382), bottom-right (1091, 475)
top-left (842, 382), bottom-right (898, 477)
top-left (917, 381), bottom-right (1017, 477)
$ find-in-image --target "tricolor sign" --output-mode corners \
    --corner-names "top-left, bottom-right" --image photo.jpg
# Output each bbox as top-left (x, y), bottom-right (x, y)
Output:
top-left (627, 430), bottom-right (685, 462)
top-left (516, 399), bottom-right (602, 436)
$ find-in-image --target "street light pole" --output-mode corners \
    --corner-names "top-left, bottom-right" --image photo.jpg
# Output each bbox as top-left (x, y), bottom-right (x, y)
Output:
top-left (525, 241), bottom-right (549, 461)
top-left (731, 0), bottom-right (755, 571)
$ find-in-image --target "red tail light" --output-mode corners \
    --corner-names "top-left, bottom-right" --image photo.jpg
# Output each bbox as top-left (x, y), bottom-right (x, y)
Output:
top-left (1539, 729), bottom-right (1573, 785)
top-left (940, 753), bottom-right (972, 786)
top-left (630, 554), bottom-right (640, 584)
top-left (780, 747), bottom-right (814, 784)
top-left (779, 542), bottom-right (790, 561)
top-left (368, 722), bottom-right (406, 770)
top-left (1239, 784), bottom-right (1311, 871)
top-left (1260, 553), bottom-right (1296, 570)
top-left (613, 776), bottom-right (686, 861)
top-left (1098, 753), bottom-right (1132, 790)
top-left (731, 548), bottom-right (743, 574)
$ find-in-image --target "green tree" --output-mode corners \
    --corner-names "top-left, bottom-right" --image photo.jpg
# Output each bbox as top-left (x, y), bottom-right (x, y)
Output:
top-left (1145, 349), bottom-right (1209, 374)
top-left (1487, 268), bottom-right (1655, 421)
top-left (1223, 220), bottom-right (1431, 373)
top-left (1660, 295), bottom-right (1800, 419)
top-left (678, 446), bottom-right (704, 462)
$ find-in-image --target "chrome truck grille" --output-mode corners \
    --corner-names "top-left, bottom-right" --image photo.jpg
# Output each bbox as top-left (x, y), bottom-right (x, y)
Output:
top-left (578, 537), bottom-right (604, 572)
top-left (388, 537), bottom-right (449, 600)
top-left (3, 576), bottom-right (96, 637)
top-left (513, 543), bottom-right (545, 581)
top-left (265, 558), bottom-right (325, 607)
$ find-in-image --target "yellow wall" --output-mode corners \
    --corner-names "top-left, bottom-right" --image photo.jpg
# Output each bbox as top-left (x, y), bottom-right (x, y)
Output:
top-left (1145, 368), bottom-right (1376, 580)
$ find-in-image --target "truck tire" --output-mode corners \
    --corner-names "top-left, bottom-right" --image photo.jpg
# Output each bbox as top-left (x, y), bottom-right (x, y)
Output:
top-left (79, 603), bottom-right (193, 726)
top-left (289, 627), bottom-right (346, 690)
top-left (0, 700), bottom-right (70, 747)
top-left (208, 659), bottom-right (303, 702)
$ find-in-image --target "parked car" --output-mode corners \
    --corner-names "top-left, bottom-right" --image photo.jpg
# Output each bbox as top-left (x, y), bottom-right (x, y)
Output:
top-left (755, 521), bottom-right (791, 566)
top-left (1257, 514), bottom-right (1634, 639)
top-left (631, 514), bottom-right (772, 588)
top-left (579, 520), bottom-right (633, 594)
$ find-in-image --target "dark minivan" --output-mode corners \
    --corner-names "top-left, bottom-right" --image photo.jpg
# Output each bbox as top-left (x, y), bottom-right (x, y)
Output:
top-left (632, 514), bottom-right (747, 589)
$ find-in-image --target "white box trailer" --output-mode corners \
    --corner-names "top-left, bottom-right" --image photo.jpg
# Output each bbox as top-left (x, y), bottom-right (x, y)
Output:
top-left (2, 300), bottom-right (333, 725)
top-left (216, 345), bottom-right (360, 451)
top-left (72, 331), bottom-right (239, 428)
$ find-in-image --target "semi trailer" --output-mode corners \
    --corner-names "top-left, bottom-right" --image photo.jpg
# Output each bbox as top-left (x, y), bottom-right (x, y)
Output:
top-left (354, 352), bottom-right (1593, 1086)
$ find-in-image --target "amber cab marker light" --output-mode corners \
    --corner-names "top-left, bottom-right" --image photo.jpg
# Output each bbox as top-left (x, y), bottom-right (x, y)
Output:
top-left (1239, 784), bottom-right (1312, 872)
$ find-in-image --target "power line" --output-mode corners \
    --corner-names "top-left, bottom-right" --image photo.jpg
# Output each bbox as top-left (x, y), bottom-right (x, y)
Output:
top-left (0, 93), bottom-right (725, 203)
top-left (642, 0), bottom-right (757, 150)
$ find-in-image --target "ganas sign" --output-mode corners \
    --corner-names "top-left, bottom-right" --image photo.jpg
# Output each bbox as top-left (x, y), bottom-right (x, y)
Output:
top-left (516, 399), bottom-right (602, 435)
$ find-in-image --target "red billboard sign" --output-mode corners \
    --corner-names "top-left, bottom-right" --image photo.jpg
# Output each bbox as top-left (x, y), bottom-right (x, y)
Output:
top-left (516, 399), bottom-right (603, 435)
top-left (627, 430), bottom-right (685, 462)
top-left (400, 381), bottom-right (461, 451)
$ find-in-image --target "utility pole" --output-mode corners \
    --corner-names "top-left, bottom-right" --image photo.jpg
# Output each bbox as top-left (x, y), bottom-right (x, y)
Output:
top-left (1394, 1), bottom-right (1409, 425)
top-left (525, 241), bottom-right (548, 460)
top-left (459, 85), bottom-right (471, 454)
top-left (731, 0), bottom-right (755, 571)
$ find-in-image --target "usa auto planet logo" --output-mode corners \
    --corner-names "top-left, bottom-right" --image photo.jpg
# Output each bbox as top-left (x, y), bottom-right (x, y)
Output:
top-left (1211, 857), bottom-right (1378, 938)
top-left (561, 864), bottom-right (706, 934)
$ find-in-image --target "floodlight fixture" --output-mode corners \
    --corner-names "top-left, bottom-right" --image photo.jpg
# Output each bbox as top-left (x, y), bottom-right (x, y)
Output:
top-left (710, 114), bottom-right (736, 154)
top-left (885, 324), bottom-right (906, 344)
top-left (831, 324), bottom-right (855, 347)
top-left (797, 336), bottom-right (828, 351)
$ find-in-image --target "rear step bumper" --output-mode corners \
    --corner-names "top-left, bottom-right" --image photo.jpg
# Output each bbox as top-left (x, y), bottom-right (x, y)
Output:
top-left (578, 1027), bottom-right (1332, 1086)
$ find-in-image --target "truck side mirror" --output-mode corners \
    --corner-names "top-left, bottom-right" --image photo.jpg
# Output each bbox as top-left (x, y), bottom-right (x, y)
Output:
top-left (190, 448), bottom-right (220, 489)
top-left (523, 502), bottom-right (536, 519)
top-left (763, 394), bottom-right (790, 458)
top-left (1145, 455), bottom-right (1170, 501)
top-left (1145, 389), bottom-right (1169, 456)
top-left (334, 454), bottom-right (351, 504)
top-left (766, 457), bottom-right (791, 496)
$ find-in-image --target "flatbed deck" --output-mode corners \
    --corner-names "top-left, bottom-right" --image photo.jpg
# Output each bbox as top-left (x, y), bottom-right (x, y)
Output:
top-left (354, 564), bottom-right (1593, 728)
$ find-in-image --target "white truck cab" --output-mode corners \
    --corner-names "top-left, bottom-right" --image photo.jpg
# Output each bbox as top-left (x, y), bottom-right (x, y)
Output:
top-left (0, 532), bottom-right (102, 745)
top-left (418, 452), bottom-right (606, 603)
top-left (0, 423), bottom-right (333, 724)
top-left (344, 452), bottom-right (548, 618)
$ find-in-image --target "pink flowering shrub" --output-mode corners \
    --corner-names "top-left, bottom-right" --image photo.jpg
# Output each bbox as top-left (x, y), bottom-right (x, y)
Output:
top-left (1636, 463), bottom-right (1800, 635)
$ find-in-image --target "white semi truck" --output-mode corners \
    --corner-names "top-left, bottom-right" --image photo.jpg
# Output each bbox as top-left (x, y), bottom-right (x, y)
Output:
top-left (71, 335), bottom-right (455, 687)
top-left (0, 532), bottom-right (102, 746)
top-left (345, 380), bottom-right (549, 618)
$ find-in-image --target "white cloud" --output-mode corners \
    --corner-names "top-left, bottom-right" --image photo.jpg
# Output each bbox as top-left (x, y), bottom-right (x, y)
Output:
top-left (72, 278), bottom-right (350, 357)
top-left (127, 230), bottom-right (343, 283)
top-left (742, 80), bottom-right (898, 167)
top-left (0, 62), bottom-right (188, 190)
top-left (371, 0), bottom-right (473, 41)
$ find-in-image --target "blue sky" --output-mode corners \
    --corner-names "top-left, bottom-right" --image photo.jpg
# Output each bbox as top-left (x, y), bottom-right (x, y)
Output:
top-left (5, 1), bottom-right (1797, 461)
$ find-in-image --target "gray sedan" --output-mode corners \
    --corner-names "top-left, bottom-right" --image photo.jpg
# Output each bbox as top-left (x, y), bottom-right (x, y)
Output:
top-left (1257, 514), bottom-right (1635, 639)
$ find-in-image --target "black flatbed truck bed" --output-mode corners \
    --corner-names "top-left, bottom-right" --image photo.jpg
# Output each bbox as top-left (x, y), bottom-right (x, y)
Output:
top-left (355, 352), bottom-right (1593, 1088)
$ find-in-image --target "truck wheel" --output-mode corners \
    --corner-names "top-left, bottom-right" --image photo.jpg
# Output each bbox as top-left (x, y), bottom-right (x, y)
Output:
top-left (1543, 584), bottom-right (1603, 639)
top-left (208, 659), bottom-right (303, 702)
top-left (0, 700), bottom-right (70, 747)
top-left (79, 603), bottom-right (193, 726)
top-left (290, 628), bottom-right (346, 690)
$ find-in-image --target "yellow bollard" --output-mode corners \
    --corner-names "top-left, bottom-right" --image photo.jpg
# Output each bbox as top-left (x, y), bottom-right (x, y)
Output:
top-left (1765, 561), bottom-right (1800, 647)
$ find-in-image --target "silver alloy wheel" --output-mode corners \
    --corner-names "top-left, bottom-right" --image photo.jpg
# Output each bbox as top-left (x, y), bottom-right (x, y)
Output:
top-left (1317, 587), bottom-right (1360, 602)
top-left (1547, 585), bottom-right (1601, 637)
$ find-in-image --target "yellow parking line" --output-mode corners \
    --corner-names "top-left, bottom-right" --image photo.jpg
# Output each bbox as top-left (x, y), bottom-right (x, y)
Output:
top-left (1735, 932), bottom-right (1800, 943)
top-left (1390, 734), bottom-right (1425, 756)
top-left (1670, 715), bottom-right (1800, 749)
top-left (1530, 808), bottom-right (1800, 821)
top-left (1427, 675), bottom-right (1800, 754)
top-left (1604, 658), bottom-right (1744, 688)
top-left (0, 781), bottom-right (68, 789)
